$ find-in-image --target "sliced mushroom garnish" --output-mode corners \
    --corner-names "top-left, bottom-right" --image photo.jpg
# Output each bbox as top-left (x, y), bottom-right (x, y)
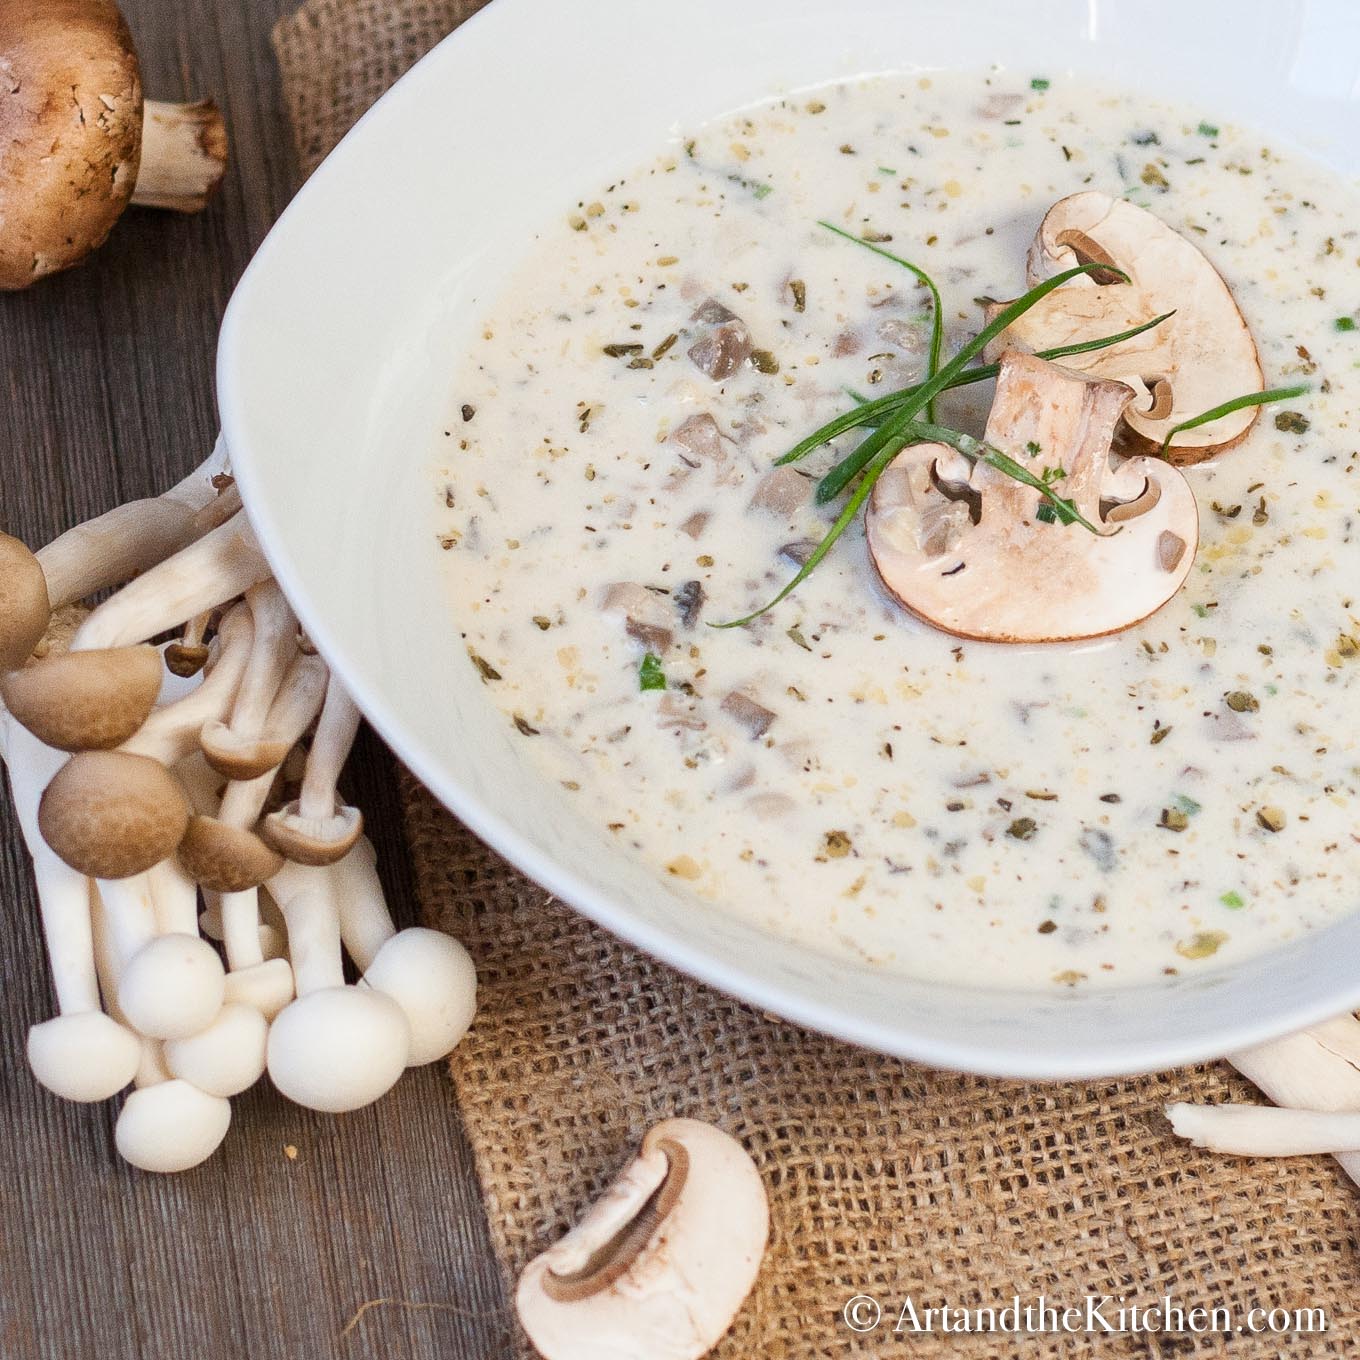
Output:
top-left (985, 192), bottom-right (1263, 463)
top-left (516, 1118), bottom-right (768, 1360)
top-left (865, 350), bottom-right (1200, 642)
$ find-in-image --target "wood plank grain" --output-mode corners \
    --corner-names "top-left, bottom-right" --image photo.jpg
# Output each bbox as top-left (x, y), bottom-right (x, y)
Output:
top-left (0, 3), bottom-right (511, 1356)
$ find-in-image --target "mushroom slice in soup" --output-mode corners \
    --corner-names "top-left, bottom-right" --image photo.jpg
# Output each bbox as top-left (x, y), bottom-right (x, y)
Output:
top-left (984, 192), bottom-right (1263, 464)
top-left (865, 350), bottom-right (1199, 642)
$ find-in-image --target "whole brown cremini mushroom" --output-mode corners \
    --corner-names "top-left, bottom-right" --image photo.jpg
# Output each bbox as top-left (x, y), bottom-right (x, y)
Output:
top-left (0, 0), bottom-right (229, 291)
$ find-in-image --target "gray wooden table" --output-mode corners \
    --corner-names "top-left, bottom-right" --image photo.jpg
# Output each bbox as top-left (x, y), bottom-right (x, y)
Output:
top-left (0, 3), bottom-right (510, 1355)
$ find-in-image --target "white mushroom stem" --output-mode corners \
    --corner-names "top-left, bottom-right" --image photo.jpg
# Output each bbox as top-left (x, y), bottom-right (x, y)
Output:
top-left (132, 100), bottom-right (229, 213)
top-left (1167, 1103), bottom-right (1360, 1157)
top-left (299, 677), bottom-right (361, 822)
top-left (72, 511), bottom-right (271, 652)
top-left (260, 673), bottom-right (364, 865)
top-left (121, 609), bottom-right (254, 765)
top-left (199, 581), bottom-right (301, 778)
top-left (89, 884), bottom-right (233, 1173)
top-left (1, 712), bottom-right (141, 1102)
top-left (329, 839), bottom-right (477, 1066)
top-left (28, 440), bottom-right (229, 614)
top-left (265, 859), bottom-right (409, 1112)
top-left (98, 872), bottom-right (225, 1041)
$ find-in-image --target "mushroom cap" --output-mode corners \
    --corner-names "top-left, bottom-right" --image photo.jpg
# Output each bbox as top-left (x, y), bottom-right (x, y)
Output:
top-left (117, 933), bottom-right (226, 1040)
top-left (267, 986), bottom-right (409, 1112)
top-left (0, 644), bottom-right (164, 751)
top-left (260, 800), bottom-right (364, 867)
top-left (989, 191), bottom-right (1262, 464)
top-left (866, 351), bottom-right (1200, 643)
top-left (39, 750), bottom-right (191, 878)
top-left (0, 0), bottom-right (144, 290)
top-left (199, 720), bottom-right (291, 781)
top-left (163, 1001), bottom-right (268, 1097)
top-left (114, 1079), bottom-right (232, 1173)
top-left (363, 927), bottom-right (478, 1066)
top-left (26, 1010), bottom-right (142, 1103)
top-left (222, 957), bottom-right (296, 1022)
top-left (177, 815), bottom-right (284, 892)
top-left (516, 1118), bottom-right (768, 1360)
top-left (0, 531), bottom-right (51, 672)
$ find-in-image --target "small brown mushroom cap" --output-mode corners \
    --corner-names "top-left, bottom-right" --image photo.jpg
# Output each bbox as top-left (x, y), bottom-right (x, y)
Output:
top-left (178, 816), bottom-right (284, 893)
top-left (260, 801), bottom-right (363, 867)
top-left (38, 750), bottom-right (190, 878)
top-left (0, 0), bottom-right (143, 290)
top-left (0, 532), bottom-right (51, 671)
top-left (199, 721), bottom-right (293, 782)
top-left (986, 192), bottom-right (1263, 464)
top-left (866, 351), bottom-right (1200, 643)
top-left (0, 644), bottom-right (163, 751)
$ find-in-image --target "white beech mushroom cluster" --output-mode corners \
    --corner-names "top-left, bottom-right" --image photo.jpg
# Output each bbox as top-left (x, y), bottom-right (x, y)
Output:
top-left (0, 445), bottom-right (477, 1172)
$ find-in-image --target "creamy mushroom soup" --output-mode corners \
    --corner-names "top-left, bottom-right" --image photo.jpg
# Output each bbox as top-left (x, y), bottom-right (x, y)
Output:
top-left (434, 72), bottom-right (1360, 990)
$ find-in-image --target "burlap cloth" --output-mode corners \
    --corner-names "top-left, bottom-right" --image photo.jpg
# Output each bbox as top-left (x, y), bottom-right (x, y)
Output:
top-left (273, 5), bottom-right (1357, 1354)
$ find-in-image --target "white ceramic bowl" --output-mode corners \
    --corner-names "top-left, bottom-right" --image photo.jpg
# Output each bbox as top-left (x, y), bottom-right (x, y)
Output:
top-left (219, 0), bottom-right (1360, 1077)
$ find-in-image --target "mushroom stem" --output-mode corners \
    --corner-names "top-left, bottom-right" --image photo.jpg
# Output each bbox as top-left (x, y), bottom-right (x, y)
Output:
top-left (130, 99), bottom-right (228, 213)
top-left (1166, 1102), bottom-right (1360, 1157)
top-left (0, 440), bottom-right (230, 672)
top-left (260, 674), bottom-right (365, 866)
top-left (299, 678), bottom-right (360, 822)
top-left (199, 581), bottom-right (300, 779)
top-left (72, 511), bottom-right (271, 652)
top-left (265, 859), bottom-right (410, 1112)
top-left (98, 871), bottom-right (225, 1041)
top-left (328, 839), bottom-right (477, 1066)
top-left (177, 655), bottom-right (330, 892)
top-left (2, 713), bottom-right (141, 1102)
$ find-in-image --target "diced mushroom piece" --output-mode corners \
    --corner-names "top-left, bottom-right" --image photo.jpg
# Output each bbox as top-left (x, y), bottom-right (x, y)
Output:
top-left (721, 692), bottom-right (775, 739)
top-left (669, 413), bottom-right (731, 468)
top-left (678, 511), bottom-right (710, 539)
top-left (778, 539), bottom-right (819, 567)
top-left (673, 580), bottom-right (705, 629)
top-left (749, 466), bottom-right (811, 517)
top-left (866, 350), bottom-right (1200, 642)
top-left (687, 298), bottom-right (753, 380)
top-left (601, 583), bottom-right (673, 653)
top-left (985, 192), bottom-right (1263, 463)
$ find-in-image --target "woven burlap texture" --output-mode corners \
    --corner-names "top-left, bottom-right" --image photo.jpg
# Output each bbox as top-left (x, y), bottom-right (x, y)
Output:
top-left (273, 3), bottom-right (1357, 1354)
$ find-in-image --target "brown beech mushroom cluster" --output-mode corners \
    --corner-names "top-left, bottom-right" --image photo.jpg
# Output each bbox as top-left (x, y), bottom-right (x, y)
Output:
top-left (985, 191), bottom-right (1263, 463)
top-left (866, 350), bottom-right (1200, 641)
top-left (517, 1118), bottom-right (768, 1360)
top-left (0, 452), bottom-right (478, 1171)
top-left (0, 0), bottom-right (230, 291)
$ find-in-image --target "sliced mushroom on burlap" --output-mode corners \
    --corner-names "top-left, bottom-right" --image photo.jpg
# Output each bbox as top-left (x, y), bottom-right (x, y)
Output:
top-left (259, 672), bottom-right (364, 866)
top-left (865, 350), bottom-right (1200, 643)
top-left (0, 0), bottom-right (229, 291)
top-left (984, 192), bottom-right (1263, 463)
top-left (517, 1118), bottom-right (768, 1360)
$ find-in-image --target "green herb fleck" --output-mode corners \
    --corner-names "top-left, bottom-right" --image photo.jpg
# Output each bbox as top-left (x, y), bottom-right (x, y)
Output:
top-left (639, 653), bottom-right (667, 691)
top-left (1159, 808), bottom-right (1190, 833)
top-left (1031, 77), bottom-right (1050, 91)
top-left (1219, 891), bottom-right (1245, 909)
top-left (1196, 121), bottom-right (1219, 138)
top-left (1336, 316), bottom-right (1357, 332)
top-left (468, 651), bottom-right (501, 683)
top-left (512, 714), bottom-right (540, 736)
top-left (602, 342), bottom-right (644, 358)
top-left (749, 349), bottom-right (780, 374)
top-left (1274, 410), bottom-right (1310, 434)
top-left (1007, 817), bottom-right (1038, 841)
top-left (823, 830), bottom-right (853, 858)
top-left (1225, 690), bottom-right (1259, 713)
top-left (1173, 794), bottom-right (1202, 816)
